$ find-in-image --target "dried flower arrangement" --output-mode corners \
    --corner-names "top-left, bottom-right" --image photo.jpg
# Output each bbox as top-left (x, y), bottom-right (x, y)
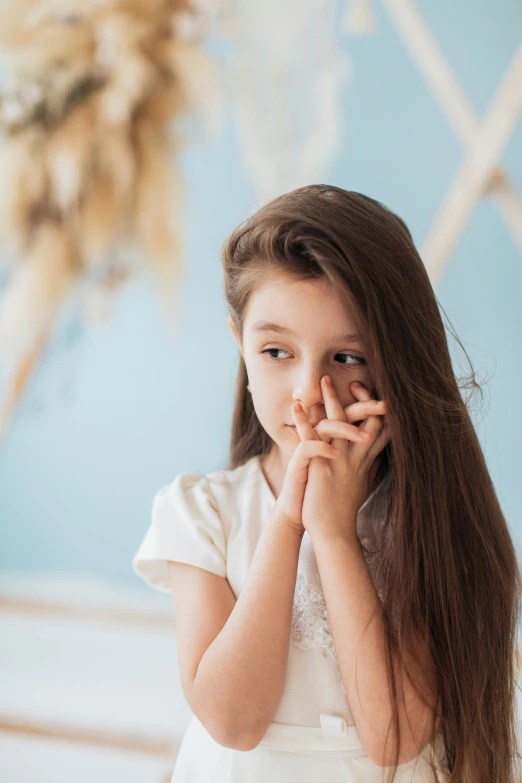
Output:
top-left (0, 0), bottom-right (222, 438)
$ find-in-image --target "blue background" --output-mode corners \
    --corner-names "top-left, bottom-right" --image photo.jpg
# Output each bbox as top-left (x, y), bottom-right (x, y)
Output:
top-left (1, 0), bottom-right (521, 587)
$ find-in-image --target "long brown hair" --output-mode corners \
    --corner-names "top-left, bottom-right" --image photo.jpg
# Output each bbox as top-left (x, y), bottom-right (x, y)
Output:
top-left (220, 184), bottom-right (522, 781)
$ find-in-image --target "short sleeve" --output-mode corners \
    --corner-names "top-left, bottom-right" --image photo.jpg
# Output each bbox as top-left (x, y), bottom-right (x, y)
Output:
top-left (132, 472), bottom-right (227, 593)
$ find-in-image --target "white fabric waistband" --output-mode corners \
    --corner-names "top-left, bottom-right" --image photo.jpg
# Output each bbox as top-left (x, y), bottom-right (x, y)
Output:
top-left (258, 714), bottom-right (368, 756)
top-left (258, 714), bottom-right (449, 778)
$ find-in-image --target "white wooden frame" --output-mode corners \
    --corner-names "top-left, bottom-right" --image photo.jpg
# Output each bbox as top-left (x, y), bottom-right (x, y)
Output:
top-left (382, 0), bottom-right (522, 284)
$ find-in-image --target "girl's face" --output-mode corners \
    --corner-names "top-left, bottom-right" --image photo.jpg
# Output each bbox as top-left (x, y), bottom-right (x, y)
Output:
top-left (229, 273), bottom-right (374, 462)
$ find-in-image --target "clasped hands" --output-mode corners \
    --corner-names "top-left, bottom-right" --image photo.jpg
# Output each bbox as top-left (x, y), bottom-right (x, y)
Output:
top-left (292, 376), bottom-right (390, 542)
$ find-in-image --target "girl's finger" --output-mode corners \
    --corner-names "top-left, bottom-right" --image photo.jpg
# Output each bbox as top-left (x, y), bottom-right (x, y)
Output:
top-left (321, 375), bottom-right (347, 422)
top-left (320, 375), bottom-right (350, 453)
top-left (366, 422), bottom-right (391, 462)
top-left (315, 419), bottom-right (373, 443)
top-left (288, 438), bottom-right (341, 479)
top-left (343, 399), bottom-right (387, 425)
top-left (350, 381), bottom-right (384, 451)
top-left (292, 402), bottom-right (319, 441)
top-left (288, 439), bottom-right (341, 484)
top-left (298, 438), bottom-right (340, 460)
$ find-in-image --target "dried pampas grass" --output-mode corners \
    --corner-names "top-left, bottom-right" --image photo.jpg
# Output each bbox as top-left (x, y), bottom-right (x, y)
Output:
top-left (0, 0), bottom-right (222, 438)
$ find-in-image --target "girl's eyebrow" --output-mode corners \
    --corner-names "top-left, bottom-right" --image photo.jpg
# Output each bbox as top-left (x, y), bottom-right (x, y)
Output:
top-left (250, 320), bottom-right (360, 343)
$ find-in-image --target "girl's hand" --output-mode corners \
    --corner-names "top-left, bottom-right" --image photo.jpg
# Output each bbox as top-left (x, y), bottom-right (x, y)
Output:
top-left (273, 433), bottom-right (342, 536)
top-left (295, 377), bottom-right (390, 542)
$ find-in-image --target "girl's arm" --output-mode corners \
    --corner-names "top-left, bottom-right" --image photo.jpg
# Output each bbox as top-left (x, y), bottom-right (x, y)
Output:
top-left (168, 506), bottom-right (303, 750)
top-left (312, 529), bottom-right (441, 767)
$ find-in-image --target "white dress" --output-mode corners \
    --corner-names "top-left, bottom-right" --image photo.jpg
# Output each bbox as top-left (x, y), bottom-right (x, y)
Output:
top-left (132, 455), bottom-right (449, 782)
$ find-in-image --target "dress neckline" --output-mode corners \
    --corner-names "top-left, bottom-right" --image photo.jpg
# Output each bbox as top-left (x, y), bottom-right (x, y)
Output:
top-left (254, 454), bottom-right (278, 502)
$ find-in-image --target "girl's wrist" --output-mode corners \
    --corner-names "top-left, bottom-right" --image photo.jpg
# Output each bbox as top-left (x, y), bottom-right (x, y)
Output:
top-left (269, 505), bottom-right (305, 539)
top-left (308, 520), bottom-right (360, 549)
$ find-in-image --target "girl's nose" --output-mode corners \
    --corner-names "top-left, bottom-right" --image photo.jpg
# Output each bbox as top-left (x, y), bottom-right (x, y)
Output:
top-left (292, 381), bottom-right (326, 420)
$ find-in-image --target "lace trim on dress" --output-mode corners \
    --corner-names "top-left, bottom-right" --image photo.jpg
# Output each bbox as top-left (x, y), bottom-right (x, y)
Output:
top-left (291, 572), bottom-right (338, 660)
top-left (290, 543), bottom-right (378, 663)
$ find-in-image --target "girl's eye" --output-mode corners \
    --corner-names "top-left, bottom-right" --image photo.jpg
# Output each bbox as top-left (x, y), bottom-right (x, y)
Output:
top-left (336, 353), bottom-right (367, 367)
top-left (261, 348), bottom-right (366, 367)
top-left (262, 348), bottom-right (291, 361)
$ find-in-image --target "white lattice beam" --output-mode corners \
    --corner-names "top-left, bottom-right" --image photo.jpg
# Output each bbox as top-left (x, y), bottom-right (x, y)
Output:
top-left (382, 0), bottom-right (522, 282)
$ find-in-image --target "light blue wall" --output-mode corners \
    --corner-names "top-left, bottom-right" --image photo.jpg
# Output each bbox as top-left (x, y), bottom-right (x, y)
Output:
top-left (1, 1), bottom-right (521, 587)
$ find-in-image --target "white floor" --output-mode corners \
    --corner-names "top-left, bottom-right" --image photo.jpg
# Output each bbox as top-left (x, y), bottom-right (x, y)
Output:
top-left (0, 571), bottom-right (192, 783)
top-left (0, 734), bottom-right (174, 783)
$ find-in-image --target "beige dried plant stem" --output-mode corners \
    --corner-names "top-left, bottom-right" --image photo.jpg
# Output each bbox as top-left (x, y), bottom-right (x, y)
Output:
top-left (0, 321), bottom-right (53, 443)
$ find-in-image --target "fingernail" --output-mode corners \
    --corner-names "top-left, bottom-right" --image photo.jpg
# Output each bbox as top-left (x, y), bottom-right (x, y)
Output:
top-left (353, 381), bottom-right (363, 388)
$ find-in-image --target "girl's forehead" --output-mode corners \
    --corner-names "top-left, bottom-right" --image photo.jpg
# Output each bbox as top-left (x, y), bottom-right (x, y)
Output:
top-left (244, 277), bottom-right (360, 344)
top-left (245, 281), bottom-right (363, 347)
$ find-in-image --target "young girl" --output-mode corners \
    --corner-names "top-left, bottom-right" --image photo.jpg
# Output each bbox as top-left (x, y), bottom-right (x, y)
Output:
top-left (133, 185), bottom-right (522, 783)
